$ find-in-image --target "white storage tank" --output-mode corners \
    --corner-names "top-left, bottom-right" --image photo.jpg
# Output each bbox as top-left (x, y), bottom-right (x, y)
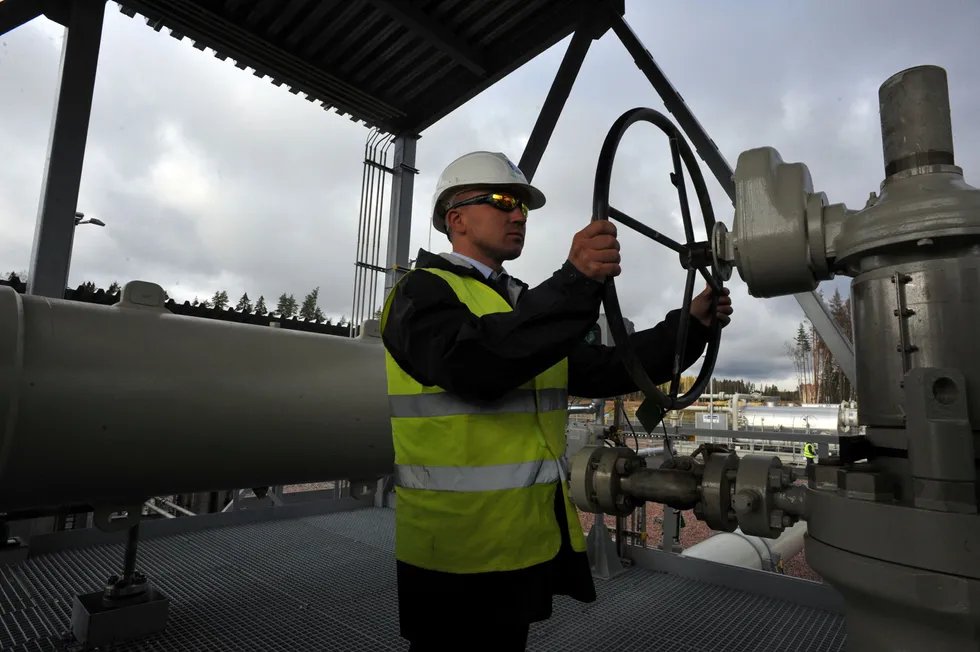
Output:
top-left (738, 404), bottom-right (840, 433)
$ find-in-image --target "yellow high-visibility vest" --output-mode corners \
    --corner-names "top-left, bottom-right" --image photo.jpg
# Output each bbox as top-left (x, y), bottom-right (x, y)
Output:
top-left (380, 266), bottom-right (587, 574)
top-left (803, 443), bottom-right (817, 459)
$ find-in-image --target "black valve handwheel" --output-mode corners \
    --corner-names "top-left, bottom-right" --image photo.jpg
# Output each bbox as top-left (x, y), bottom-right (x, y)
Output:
top-left (591, 107), bottom-right (727, 433)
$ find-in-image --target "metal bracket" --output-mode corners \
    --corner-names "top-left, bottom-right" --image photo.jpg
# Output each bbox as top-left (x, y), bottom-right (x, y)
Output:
top-left (585, 515), bottom-right (627, 579)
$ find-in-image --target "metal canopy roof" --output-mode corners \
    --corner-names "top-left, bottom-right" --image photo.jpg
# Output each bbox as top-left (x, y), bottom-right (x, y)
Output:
top-left (113, 0), bottom-right (588, 134)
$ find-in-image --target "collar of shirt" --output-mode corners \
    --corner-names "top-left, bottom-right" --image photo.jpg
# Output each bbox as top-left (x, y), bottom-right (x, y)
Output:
top-left (444, 252), bottom-right (507, 281)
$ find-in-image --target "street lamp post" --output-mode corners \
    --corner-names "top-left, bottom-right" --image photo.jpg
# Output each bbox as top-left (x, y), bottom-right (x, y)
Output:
top-left (67, 211), bottom-right (105, 288)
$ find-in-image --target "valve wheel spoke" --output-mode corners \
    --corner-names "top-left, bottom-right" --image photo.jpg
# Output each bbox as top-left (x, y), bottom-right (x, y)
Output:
top-left (608, 206), bottom-right (687, 255)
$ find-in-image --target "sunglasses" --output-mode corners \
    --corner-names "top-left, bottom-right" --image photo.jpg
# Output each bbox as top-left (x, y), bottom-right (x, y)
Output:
top-left (448, 193), bottom-right (529, 217)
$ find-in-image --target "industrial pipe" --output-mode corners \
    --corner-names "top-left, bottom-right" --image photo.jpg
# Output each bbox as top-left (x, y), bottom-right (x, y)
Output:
top-left (620, 468), bottom-right (701, 509)
top-left (681, 521), bottom-right (808, 571)
top-left (636, 447), bottom-right (663, 457)
top-left (0, 282), bottom-right (395, 513)
top-left (567, 404), bottom-right (598, 415)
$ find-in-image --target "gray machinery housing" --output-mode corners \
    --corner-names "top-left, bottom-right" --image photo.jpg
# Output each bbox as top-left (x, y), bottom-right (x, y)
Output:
top-left (570, 65), bottom-right (980, 651)
top-left (0, 55), bottom-right (976, 652)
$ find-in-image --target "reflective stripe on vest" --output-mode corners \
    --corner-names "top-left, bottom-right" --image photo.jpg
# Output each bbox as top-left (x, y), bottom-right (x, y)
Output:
top-left (395, 456), bottom-right (571, 492)
top-left (389, 387), bottom-right (568, 418)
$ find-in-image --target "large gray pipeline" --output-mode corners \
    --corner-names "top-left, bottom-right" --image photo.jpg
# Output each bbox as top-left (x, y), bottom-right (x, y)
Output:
top-left (0, 282), bottom-right (395, 512)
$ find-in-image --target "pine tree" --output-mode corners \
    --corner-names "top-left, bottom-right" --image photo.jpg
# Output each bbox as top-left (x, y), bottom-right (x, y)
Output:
top-left (299, 287), bottom-right (326, 322)
top-left (235, 292), bottom-right (253, 313)
top-left (255, 295), bottom-right (267, 315)
top-left (108, 281), bottom-right (121, 294)
top-left (276, 293), bottom-right (297, 318)
top-left (211, 290), bottom-right (229, 310)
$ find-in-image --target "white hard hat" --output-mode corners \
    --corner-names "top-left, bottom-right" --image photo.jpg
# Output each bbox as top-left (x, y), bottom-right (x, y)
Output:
top-left (430, 151), bottom-right (546, 235)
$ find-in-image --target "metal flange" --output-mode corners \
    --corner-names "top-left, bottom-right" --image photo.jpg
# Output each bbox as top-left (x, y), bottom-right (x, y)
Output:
top-left (696, 451), bottom-right (739, 532)
top-left (569, 445), bottom-right (642, 516)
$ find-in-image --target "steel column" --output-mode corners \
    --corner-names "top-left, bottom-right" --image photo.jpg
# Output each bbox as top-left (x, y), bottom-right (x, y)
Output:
top-left (518, 26), bottom-right (592, 182)
top-left (605, 9), bottom-right (856, 385)
top-left (383, 133), bottom-right (420, 298)
top-left (27, 0), bottom-right (107, 298)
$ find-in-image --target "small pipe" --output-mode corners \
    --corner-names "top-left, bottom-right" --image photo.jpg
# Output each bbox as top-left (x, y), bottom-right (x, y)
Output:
top-left (143, 502), bottom-right (174, 519)
top-left (157, 498), bottom-right (195, 517)
top-left (772, 484), bottom-right (808, 519)
top-left (620, 468), bottom-right (701, 509)
top-left (122, 523), bottom-right (140, 581)
top-left (636, 446), bottom-right (663, 457)
top-left (567, 404), bottom-right (598, 415)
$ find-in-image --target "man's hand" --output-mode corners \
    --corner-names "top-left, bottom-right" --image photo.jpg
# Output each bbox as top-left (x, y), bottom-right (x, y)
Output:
top-left (690, 284), bottom-right (733, 328)
top-left (569, 220), bottom-right (621, 282)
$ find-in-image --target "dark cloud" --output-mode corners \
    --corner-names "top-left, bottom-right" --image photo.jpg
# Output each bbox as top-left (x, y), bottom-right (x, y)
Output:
top-left (1, 1), bottom-right (977, 387)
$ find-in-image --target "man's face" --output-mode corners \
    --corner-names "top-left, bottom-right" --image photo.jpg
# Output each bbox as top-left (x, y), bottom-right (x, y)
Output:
top-left (445, 188), bottom-right (528, 261)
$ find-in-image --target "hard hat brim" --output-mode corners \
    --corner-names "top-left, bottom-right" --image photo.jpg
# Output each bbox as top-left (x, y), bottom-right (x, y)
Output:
top-left (431, 182), bottom-right (546, 234)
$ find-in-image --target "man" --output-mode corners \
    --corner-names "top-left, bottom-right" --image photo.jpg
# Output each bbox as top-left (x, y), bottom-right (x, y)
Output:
top-left (804, 442), bottom-right (817, 466)
top-left (380, 151), bottom-right (733, 651)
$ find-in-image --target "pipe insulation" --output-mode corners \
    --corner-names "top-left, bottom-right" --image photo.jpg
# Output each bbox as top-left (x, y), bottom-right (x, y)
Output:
top-left (0, 283), bottom-right (396, 512)
top-left (680, 521), bottom-right (808, 571)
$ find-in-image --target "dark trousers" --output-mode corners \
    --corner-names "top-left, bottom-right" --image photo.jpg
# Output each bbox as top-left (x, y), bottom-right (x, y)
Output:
top-left (398, 485), bottom-right (595, 651)
top-left (408, 623), bottom-right (530, 651)
top-left (806, 457), bottom-right (814, 466)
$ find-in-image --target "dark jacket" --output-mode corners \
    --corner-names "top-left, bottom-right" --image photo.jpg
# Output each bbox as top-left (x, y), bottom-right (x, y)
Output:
top-left (382, 249), bottom-right (711, 638)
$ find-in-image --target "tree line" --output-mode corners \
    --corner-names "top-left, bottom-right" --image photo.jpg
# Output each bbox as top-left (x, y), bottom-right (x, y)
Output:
top-left (785, 287), bottom-right (854, 404)
top-left (4, 271), bottom-right (348, 326)
top-left (616, 377), bottom-right (797, 404)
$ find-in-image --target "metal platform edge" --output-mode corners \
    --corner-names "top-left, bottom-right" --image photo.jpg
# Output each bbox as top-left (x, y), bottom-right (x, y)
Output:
top-left (20, 495), bottom-right (369, 557)
top-left (625, 542), bottom-right (845, 614)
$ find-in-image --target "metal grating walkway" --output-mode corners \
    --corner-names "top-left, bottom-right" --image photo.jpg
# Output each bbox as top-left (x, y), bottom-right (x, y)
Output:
top-left (0, 507), bottom-right (846, 651)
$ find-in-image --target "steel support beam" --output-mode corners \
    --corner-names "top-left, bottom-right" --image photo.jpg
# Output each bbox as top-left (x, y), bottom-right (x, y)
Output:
top-left (794, 289), bottom-right (856, 384)
top-left (384, 133), bottom-right (420, 298)
top-left (518, 26), bottom-right (592, 182)
top-left (0, 0), bottom-right (43, 36)
top-left (366, 0), bottom-right (487, 77)
top-left (606, 9), bottom-right (856, 385)
top-left (27, 0), bottom-right (107, 299)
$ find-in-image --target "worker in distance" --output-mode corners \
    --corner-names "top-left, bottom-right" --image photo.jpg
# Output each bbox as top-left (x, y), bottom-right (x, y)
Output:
top-left (380, 150), bottom-right (734, 651)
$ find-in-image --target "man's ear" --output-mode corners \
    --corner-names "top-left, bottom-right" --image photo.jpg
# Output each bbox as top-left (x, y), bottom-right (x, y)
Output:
top-left (445, 208), bottom-right (463, 238)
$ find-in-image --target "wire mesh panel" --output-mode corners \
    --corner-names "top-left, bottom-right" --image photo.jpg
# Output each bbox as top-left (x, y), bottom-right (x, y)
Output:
top-left (0, 508), bottom-right (845, 652)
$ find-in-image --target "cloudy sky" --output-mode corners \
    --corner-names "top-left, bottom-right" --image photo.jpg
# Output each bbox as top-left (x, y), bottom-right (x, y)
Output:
top-left (1, 0), bottom-right (978, 389)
